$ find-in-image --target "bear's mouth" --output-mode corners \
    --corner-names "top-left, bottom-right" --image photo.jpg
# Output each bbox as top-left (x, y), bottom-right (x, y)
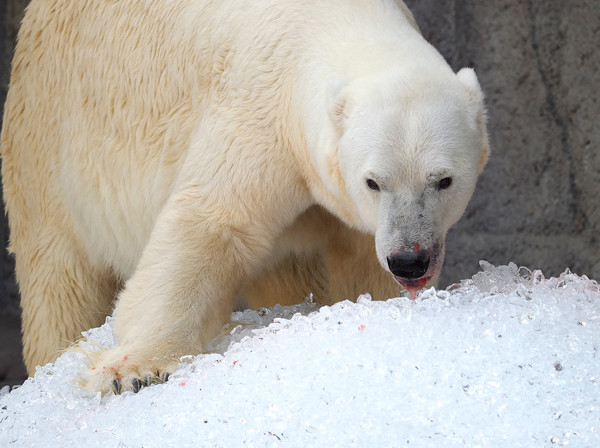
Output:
top-left (393, 276), bottom-right (431, 300)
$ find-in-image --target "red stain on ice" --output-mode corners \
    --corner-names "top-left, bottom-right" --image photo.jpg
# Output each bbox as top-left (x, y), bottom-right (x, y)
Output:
top-left (233, 360), bottom-right (239, 366)
top-left (358, 324), bottom-right (366, 332)
top-left (179, 381), bottom-right (187, 387)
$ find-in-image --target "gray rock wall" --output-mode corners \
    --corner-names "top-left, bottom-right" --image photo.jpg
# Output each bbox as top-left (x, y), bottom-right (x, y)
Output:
top-left (0, 0), bottom-right (27, 387)
top-left (0, 0), bottom-right (23, 311)
top-left (0, 0), bottom-right (599, 296)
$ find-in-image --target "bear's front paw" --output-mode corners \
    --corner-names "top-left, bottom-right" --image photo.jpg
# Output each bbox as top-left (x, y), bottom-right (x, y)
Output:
top-left (110, 370), bottom-right (172, 395)
top-left (83, 346), bottom-right (180, 395)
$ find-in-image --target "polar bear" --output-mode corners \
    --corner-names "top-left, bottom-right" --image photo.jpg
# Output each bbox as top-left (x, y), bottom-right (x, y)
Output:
top-left (1, 0), bottom-right (488, 393)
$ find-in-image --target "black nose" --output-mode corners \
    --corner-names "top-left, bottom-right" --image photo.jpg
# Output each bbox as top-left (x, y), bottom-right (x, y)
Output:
top-left (387, 250), bottom-right (430, 279)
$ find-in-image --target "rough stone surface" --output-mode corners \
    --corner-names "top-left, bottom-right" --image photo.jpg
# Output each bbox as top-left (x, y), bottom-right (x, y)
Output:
top-left (0, 0), bottom-right (599, 384)
top-left (0, 0), bottom-right (26, 388)
top-left (0, 1), bottom-right (22, 309)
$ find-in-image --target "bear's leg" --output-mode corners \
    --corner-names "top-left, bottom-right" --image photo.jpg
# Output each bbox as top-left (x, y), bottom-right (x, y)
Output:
top-left (83, 171), bottom-right (309, 394)
top-left (15, 232), bottom-right (119, 376)
top-left (240, 252), bottom-right (328, 309)
top-left (239, 206), bottom-right (339, 309)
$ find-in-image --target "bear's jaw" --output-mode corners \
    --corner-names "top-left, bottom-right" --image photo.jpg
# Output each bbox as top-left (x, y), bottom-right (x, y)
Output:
top-left (393, 276), bottom-right (430, 300)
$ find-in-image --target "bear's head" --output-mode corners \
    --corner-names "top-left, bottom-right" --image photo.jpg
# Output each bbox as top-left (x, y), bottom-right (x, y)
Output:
top-left (327, 67), bottom-right (489, 297)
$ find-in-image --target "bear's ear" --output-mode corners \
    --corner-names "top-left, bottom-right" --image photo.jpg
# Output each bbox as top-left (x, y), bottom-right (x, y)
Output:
top-left (457, 68), bottom-right (490, 173)
top-left (457, 68), bottom-right (484, 104)
top-left (326, 78), bottom-right (347, 138)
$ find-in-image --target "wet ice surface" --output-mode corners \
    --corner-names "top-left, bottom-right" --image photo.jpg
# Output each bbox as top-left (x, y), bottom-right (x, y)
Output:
top-left (1, 262), bottom-right (600, 447)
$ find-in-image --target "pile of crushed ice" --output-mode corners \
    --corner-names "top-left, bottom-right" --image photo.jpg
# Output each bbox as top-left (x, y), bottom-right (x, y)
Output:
top-left (1, 262), bottom-right (599, 447)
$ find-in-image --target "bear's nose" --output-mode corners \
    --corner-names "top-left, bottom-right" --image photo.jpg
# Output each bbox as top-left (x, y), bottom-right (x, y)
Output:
top-left (387, 250), bottom-right (430, 279)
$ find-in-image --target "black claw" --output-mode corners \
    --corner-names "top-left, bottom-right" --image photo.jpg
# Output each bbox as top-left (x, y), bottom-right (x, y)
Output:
top-left (161, 372), bottom-right (170, 383)
top-left (132, 378), bottom-right (142, 393)
top-left (113, 378), bottom-right (121, 394)
top-left (143, 374), bottom-right (152, 387)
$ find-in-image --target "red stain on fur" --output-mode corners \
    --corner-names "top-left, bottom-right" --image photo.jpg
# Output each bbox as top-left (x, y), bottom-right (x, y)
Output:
top-left (406, 278), bottom-right (428, 300)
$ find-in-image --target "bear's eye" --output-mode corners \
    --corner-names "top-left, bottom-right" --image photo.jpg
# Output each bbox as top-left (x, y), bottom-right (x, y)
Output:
top-left (366, 179), bottom-right (380, 191)
top-left (437, 177), bottom-right (452, 190)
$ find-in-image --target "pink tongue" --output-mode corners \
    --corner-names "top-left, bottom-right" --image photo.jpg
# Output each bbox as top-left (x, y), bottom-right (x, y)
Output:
top-left (406, 278), bottom-right (428, 300)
